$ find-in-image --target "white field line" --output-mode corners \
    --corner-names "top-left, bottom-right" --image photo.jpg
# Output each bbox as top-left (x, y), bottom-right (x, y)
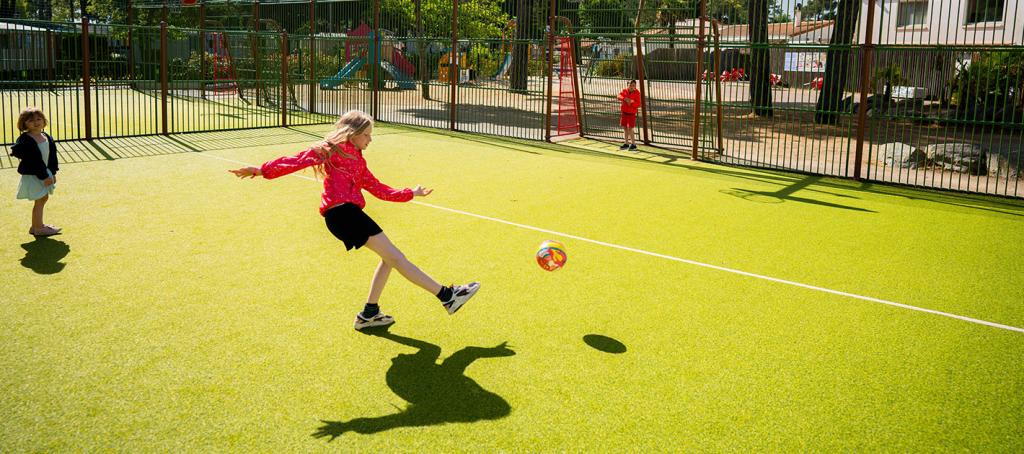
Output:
top-left (197, 151), bottom-right (1024, 334)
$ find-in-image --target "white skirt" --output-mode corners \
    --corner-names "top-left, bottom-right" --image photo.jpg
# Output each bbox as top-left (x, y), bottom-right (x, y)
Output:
top-left (16, 169), bottom-right (55, 201)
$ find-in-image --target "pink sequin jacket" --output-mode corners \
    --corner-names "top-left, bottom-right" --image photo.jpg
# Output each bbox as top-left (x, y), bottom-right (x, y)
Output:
top-left (259, 142), bottom-right (413, 215)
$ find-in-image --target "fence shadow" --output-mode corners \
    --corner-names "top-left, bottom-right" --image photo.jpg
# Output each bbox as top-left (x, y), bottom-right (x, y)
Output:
top-left (399, 104), bottom-right (546, 128)
top-left (1, 128), bottom-right (329, 169)
top-left (313, 328), bottom-right (515, 441)
top-left (425, 129), bottom-right (1024, 216)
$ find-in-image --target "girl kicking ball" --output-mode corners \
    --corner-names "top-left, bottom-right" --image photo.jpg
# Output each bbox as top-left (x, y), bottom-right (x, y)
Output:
top-left (230, 110), bottom-right (479, 330)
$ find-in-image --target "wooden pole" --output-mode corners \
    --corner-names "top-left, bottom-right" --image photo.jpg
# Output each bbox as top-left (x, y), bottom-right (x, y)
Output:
top-left (449, 0), bottom-right (459, 130)
top-left (692, 0), bottom-right (706, 159)
top-left (371, 0), bottom-right (381, 118)
top-left (82, 17), bottom-right (92, 140)
top-left (309, 0), bottom-right (316, 113)
top-left (281, 32), bottom-right (289, 126)
top-left (160, 21), bottom-right (168, 135)
top-left (544, 0), bottom-right (554, 141)
top-left (634, 0), bottom-right (650, 145)
top-left (853, 0), bottom-right (878, 179)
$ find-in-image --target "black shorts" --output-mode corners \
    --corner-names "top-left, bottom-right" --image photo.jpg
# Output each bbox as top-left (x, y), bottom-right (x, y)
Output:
top-left (324, 203), bottom-right (383, 250)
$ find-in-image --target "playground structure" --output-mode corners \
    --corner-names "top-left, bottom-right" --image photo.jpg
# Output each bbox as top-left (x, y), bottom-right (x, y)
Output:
top-left (437, 51), bottom-right (467, 84)
top-left (320, 24), bottom-right (415, 90)
top-left (552, 18), bottom-right (580, 138)
top-left (492, 19), bottom-right (516, 80)
top-left (3, 0), bottom-right (1019, 198)
top-left (203, 32), bottom-right (239, 96)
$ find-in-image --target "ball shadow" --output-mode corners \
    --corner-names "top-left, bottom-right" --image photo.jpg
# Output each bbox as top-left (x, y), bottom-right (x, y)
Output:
top-left (583, 334), bottom-right (627, 354)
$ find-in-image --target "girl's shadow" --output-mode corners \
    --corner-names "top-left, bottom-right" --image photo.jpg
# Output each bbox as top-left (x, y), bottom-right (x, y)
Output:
top-left (313, 328), bottom-right (515, 441)
top-left (20, 237), bottom-right (70, 274)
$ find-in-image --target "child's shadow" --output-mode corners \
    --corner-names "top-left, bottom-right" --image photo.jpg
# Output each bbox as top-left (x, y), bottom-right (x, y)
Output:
top-left (313, 328), bottom-right (515, 441)
top-left (20, 237), bottom-right (70, 274)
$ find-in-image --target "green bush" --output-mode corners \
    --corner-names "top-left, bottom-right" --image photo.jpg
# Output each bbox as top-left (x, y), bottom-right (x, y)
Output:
top-left (594, 55), bottom-right (628, 77)
top-left (949, 51), bottom-right (1024, 123)
top-left (468, 44), bottom-right (502, 79)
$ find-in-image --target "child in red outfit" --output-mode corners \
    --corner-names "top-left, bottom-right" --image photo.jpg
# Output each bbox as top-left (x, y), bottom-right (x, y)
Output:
top-left (229, 110), bottom-right (480, 330)
top-left (617, 80), bottom-right (641, 152)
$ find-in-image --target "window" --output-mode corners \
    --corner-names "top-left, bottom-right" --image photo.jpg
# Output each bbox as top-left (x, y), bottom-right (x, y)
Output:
top-left (897, 1), bottom-right (928, 27)
top-left (965, 0), bottom-right (1005, 24)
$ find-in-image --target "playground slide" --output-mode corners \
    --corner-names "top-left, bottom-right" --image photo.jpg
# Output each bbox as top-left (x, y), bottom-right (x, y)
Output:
top-left (379, 60), bottom-right (416, 89)
top-left (391, 49), bottom-right (416, 77)
top-left (493, 53), bottom-right (512, 79)
top-left (319, 57), bottom-right (366, 89)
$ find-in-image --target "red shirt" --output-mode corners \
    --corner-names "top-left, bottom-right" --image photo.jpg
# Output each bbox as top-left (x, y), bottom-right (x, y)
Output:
top-left (260, 142), bottom-right (413, 215)
top-left (618, 88), bottom-right (641, 114)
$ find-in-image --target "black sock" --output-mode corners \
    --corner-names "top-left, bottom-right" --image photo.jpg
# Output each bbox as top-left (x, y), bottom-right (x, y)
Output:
top-left (361, 303), bottom-right (380, 318)
top-left (436, 286), bottom-right (453, 303)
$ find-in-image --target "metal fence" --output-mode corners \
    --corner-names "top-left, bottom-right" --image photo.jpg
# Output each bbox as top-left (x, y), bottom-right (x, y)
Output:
top-left (1, 0), bottom-right (1022, 198)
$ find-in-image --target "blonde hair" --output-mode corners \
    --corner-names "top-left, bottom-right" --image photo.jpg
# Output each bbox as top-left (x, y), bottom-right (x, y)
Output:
top-left (17, 107), bottom-right (47, 132)
top-left (311, 110), bottom-right (374, 178)
top-left (324, 110), bottom-right (374, 147)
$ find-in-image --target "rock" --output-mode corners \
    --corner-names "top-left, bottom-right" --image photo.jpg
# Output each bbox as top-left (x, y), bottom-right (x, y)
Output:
top-left (876, 142), bottom-right (927, 168)
top-left (924, 143), bottom-right (987, 175)
top-left (987, 153), bottom-right (1022, 178)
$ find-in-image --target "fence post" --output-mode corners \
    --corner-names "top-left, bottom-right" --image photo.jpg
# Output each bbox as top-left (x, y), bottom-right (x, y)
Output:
top-left (282, 32), bottom-right (289, 127)
top-left (634, 0), bottom-right (650, 146)
top-left (200, 2), bottom-right (206, 99)
top-left (160, 21), bottom-right (168, 135)
top-left (449, 0), bottom-right (459, 131)
top-left (372, 0), bottom-right (380, 119)
top-left (309, 0), bottom-right (316, 114)
top-left (253, 1), bottom-right (261, 106)
top-left (127, 0), bottom-right (134, 83)
top-left (853, 0), bottom-right (878, 180)
top-left (712, 20), bottom-right (723, 153)
top-left (82, 17), bottom-right (92, 140)
top-left (568, 23), bottom-right (584, 136)
top-left (46, 30), bottom-right (54, 92)
top-left (692, 1), bottom-right (705, 159)
top-left (544, 0), bottom-right (554, 141)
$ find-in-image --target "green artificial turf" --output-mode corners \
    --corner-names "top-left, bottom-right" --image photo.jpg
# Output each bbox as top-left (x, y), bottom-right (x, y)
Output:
top-left (2, 124), bottom-right (1022, 451)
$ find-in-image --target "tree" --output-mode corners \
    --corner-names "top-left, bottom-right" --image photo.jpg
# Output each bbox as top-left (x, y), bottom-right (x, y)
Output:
top-left (31, 0), bottom-right (53, 20)
top-left (380, 0), bottom-right (507, 98)
top-left (708, 0), bottom-right (747, 24)
top-left (646, 0), bottom-right (693, 49)
top-left (415, 0), bottom-right (429, 99)
top-left (579, 0), bottom-right (637, 34)
top-left (769, 0), bottom-right (791, 23)
top-left (801, 0), bottom-right (839, 20)
top-left (0, 0), bottom-right (16, 18)
top-left (813, 0), bottom-right (859, 124)
top-left (509, 0), bottom-right (533, 91)
top-left (381, 0), bottom-right (505, 39)
top-left (748, 0), bottom-right (772, 116)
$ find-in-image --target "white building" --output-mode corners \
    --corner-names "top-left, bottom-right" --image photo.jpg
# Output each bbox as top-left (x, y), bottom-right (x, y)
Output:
top-left (859, 0), bottom-right (1024, 45)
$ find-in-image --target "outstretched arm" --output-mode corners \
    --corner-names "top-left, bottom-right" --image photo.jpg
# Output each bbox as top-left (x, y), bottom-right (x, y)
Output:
top-left (229, 148), bottom-right (323, 180)
top-left (229, 167), bottom-right (262, 178)
top-left (359, 166), bottom-right (420, 202)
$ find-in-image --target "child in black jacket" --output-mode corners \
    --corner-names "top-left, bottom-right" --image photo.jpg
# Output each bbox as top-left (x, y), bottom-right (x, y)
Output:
top-left (11, 107), bottom-right (61, 236)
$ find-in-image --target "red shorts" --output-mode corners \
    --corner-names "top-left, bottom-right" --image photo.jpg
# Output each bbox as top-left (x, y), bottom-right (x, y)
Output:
top-left (620, 112), bottom-right (637, 128)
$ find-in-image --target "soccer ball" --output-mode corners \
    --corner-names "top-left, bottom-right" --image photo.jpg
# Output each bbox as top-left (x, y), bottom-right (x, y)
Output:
top-left (536, 240), bottom-right (567, 271)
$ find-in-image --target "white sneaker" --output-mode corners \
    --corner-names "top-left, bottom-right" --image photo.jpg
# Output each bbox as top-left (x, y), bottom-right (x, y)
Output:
top-left (354, 312), bottom-right (395, 330)
top-left (443, 283), bottom-right (480, 315)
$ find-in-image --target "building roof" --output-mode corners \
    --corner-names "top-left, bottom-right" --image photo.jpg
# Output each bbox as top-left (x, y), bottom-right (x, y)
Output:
top-left (718, 20), bottom-right (833, 40)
